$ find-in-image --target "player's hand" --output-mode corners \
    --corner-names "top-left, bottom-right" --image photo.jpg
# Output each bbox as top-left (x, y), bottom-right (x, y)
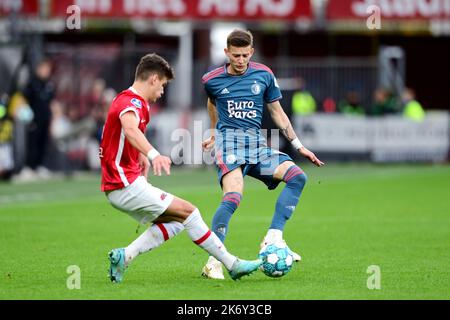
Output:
top-left (151, 155), bottom-right (172, 176)
top-left (202, 136), bottom-right (215, 151)
top-left (299, 147), bottom-right (324, 167)
top-left (139, 154), bottom-right (150, 178)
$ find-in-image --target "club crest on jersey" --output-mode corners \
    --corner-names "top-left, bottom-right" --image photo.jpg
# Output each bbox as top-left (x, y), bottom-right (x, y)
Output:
top-left (131, 98), bottom-right (142, 108)
top-left (226, 154), bottom-right (237, 164)
top-left (251, 82), bottom-right (261, 95)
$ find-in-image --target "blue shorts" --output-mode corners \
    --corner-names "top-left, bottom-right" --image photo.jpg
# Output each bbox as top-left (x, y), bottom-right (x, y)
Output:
top-left (215, 147), bottom-right (293, 190)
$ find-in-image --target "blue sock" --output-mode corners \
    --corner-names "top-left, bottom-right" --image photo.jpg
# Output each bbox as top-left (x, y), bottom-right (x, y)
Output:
top-left (270, 166), bottom-right (307, 231)
top-left (211, 192), bottom-right (242, 243)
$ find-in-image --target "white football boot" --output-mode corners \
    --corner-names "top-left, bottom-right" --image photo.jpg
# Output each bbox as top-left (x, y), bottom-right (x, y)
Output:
top-left (201, 256), bottom-right (225, 279)
top-left (260, 237), bottom-right (302, 262)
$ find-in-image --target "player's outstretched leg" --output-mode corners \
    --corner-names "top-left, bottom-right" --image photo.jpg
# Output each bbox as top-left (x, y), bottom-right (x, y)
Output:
top-left (108, 221), bottom-right (184, 283)
top-left (184, 208), bottom-right (262, 280)
top-left (124, 221), bottom-right (184, 263)
top-left (262, 164), bottom-right (307, 262)
top-left (202, 192), bottom-right (243, 279)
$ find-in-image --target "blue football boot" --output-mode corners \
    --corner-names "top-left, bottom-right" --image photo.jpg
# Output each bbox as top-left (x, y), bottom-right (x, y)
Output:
top-left (108, 248), bottom-right (126, 283)
top-left (228, 258), bottom-right (263, 281)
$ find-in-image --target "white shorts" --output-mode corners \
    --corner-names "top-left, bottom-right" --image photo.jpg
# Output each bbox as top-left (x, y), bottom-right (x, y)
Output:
top-left (106, 176), bottom-right (174, 225)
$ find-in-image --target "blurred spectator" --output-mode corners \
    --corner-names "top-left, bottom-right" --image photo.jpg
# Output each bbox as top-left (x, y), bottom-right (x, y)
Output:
top-left (322, 97), bottom-right (337, 113)
top-left (6, 93), bottom-right (34, 175)
top-left (402, 88), bottom-right (425, 122)
top-left (87, 87), bottom-right (116, 170)
top-left (85, 78), bottom-right (106, 118)
top-left (370, 87), bottom-right (399, 116)
top-left (0, 103), bottom-right (6, 119)
top-left (50, 101), bottom-right (96, 172)
top-left (50, 100), bottom-right (72, 144)
top-left (291, 77), bottom-right (317, 116)
top-left (8, 92), bottom-right (34, 124)
top-left (91, 87), bottom-right (115, 143)
top-left (338, 89), bottom-right (365, 115)
top-left (0, 101), bottom-right (14, 180)
top-left (16, 59), bottom-right (55, 181)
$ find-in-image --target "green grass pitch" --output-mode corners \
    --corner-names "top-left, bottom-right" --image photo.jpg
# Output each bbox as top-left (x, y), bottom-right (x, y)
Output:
top-left (1, 164), bottom-right (449, 299)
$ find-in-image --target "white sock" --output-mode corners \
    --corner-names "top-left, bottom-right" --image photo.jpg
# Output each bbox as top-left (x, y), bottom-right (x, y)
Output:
top-left (183, 209), bottom-right (237, 270)
top-left (265, 229), bottom-right (283, 243)
top-left (125, 221), bottom-right (184, 264)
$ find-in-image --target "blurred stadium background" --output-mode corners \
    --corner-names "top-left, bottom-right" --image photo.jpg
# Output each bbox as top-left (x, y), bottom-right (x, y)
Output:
top-left (0, 0), bottom-right (449, 300)
top-left (0, 0), bottom-right (449, 178)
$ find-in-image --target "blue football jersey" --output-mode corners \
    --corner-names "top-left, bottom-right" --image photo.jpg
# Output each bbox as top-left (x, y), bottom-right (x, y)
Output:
top-left (202, 61), bottom-right (282, 132)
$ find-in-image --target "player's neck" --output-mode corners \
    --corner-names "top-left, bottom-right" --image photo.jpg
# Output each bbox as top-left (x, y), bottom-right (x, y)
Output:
top-left (130, 83), bottom-right (149, 101)
top-left (227, 63), bottom-right (248, 76)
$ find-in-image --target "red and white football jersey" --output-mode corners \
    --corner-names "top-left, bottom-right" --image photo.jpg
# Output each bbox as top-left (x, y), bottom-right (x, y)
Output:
top-left (100, 87), bottom-right (150, 191)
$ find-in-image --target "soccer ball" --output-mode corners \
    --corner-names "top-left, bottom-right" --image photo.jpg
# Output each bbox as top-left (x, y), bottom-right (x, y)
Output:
top-left (258, 242), bottom-right (294, 278)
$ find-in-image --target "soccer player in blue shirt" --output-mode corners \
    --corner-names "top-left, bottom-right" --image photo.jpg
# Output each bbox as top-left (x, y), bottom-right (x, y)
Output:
top-left (201, 29), bottom-right (324, 279)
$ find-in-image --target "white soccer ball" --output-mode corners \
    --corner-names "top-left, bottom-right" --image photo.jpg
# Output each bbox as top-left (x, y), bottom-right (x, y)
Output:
top-left (258, 241), bottom-right (294, 278)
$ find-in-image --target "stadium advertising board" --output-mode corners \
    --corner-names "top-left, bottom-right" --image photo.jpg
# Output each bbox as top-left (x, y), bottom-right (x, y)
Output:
top-left (327, 0), bottom-right (450, 20)
top-left (0, 0), bottom-right (39, 16)
top-left (51, 0), bottom-right (312, 20)
top-left (295, 113), bottom-right (449, 162)
top-left (293, 114), bottom-right (370, 153)
top-left (371, 113), bottom-right (449, 162)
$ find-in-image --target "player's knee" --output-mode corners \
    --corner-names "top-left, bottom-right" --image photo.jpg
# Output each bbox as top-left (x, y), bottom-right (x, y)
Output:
top-left (297, 171), bottom-right (307, 186)
top-left (285, 168), bottom-right (307, 188)
top-left (182, 206), bottom-right (203, 225)
top-left (222, 192), bottom-right (242, 209)
top-left (183, 202), bottom-right (196, 216)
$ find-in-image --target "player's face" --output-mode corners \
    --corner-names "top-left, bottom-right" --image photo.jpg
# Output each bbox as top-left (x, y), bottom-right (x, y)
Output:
top-left (148, 75), bottom-right (168, 102)
top-left (225, 45), bottom-right (254, 75)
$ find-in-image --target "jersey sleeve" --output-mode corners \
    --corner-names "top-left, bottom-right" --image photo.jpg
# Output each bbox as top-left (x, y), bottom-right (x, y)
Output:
top-left (264, 73), bottom-right (282, 103)
top-left (116, 96), bottom-right (142, 122)
top-left (203, 81), bottom-right (216, 104)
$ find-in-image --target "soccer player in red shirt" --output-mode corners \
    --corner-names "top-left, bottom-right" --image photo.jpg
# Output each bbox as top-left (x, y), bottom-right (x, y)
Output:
top-left (100, 53), bottom-right (262, 283)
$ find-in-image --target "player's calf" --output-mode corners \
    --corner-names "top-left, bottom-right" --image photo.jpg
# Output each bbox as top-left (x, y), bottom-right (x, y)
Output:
top-left (203, 192), bottom-right (243, 280)
top-left (270, 166), bottom-right (307, 231)
top-left (211, 192), bottom-right (242, 242)
top-left (124, 221), bottom-right (184, 264)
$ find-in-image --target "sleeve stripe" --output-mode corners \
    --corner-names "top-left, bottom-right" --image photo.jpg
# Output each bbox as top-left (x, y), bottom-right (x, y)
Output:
top-left (119, 107), bottom-right (140, 124)
top-left (202, 66), bottom-right (225, 83)
top-left (250, 61), bottom-right (274, 74)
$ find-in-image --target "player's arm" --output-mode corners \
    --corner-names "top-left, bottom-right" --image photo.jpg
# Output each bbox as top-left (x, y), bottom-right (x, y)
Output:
top-left (266, 100), bottom-right (324, 167)
top-left (202, 98), bottom-right (217, 151)
top-left (207, 98), bottom-right (218, 130)
top-left (120, 111), bottom-right (171, 176)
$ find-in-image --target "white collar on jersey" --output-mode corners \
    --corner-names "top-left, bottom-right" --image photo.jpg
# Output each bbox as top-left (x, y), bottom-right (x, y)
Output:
top-left (128, 86), bottom-right (140, 96)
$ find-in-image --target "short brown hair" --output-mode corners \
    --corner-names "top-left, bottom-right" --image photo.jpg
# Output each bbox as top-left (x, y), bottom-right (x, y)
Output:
top-left (227, 29), bottom-right (253, 48)
top-left (135, 53), bottom-right (175, 81)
